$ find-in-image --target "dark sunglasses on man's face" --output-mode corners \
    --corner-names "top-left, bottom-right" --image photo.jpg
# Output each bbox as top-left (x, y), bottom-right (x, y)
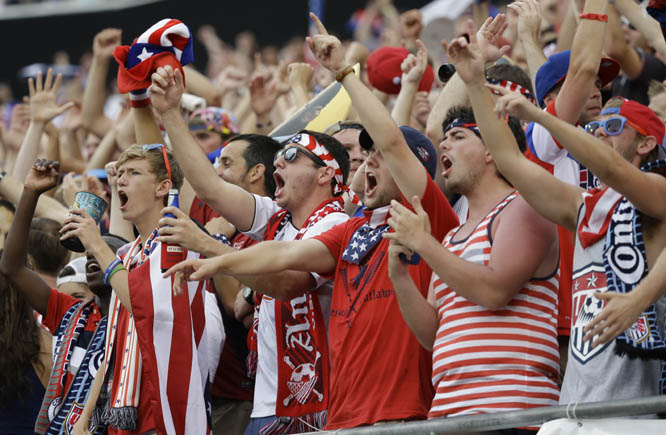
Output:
top-left (274, 146), bottom-right (325, 167)
top-left (585, 116), bottom-right (629, 136)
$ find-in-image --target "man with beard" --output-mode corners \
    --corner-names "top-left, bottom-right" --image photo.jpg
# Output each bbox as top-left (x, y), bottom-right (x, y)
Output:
top-left (150, 65), bottom-right (350, 433)
top-left (164, 14), bottom-right (459, 429)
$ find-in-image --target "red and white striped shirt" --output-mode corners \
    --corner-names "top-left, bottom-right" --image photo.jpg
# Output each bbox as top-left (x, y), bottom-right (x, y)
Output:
top-left (430, 192), bottom-right (560, 418)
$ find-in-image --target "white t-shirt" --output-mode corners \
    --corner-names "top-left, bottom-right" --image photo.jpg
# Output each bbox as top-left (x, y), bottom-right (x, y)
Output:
top-left (245, 194), bottom-right (348, 418)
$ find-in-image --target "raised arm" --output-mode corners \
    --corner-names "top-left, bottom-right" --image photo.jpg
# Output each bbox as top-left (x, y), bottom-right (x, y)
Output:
top-left (555, 0), bottom-right (609, 124)
top-left (614, 0), bottom-right (666, 62)
top-left (0, 160), bottom-right (61, 315)
top-left (511, 100), bottom-right (666, 220)
top-left (307, 13), bottom-right (427, 200)
top-left (81, 28), bottom-right (121, 138)
top-left (0, 171), bottom-right (68, 224)
top-left (391, 40), bottom-right (427, 126)
top-left (604, 6), bottom-right (643, 80)
top-left (150, 66), bottom-right (257, 231)
top-left (14, 69), bottom-right (74, 182)
top-left (508, 0), bottom-right (547, 89)
top-left (448, 27), bottom-right (583, 231)
top-left (426, 15), bottom-right (510, 145)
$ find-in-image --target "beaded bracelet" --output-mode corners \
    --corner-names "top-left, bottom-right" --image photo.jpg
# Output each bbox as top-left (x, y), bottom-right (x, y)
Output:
top-left (103, 258), bottom-right (123, 285)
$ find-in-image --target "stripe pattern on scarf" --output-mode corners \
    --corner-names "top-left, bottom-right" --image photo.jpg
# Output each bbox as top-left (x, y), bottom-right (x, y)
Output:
top-left (103, 229), bottom-right (159, 430)
top-left (247, 197), bottom-right (343, 429)
top-left (604, 161), bottom-right (666, 375)
top-left (36, 300), bottom-right (108, 435)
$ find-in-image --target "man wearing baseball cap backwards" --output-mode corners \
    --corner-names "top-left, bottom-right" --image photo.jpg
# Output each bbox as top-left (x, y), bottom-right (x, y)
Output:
top-left (526, 0), bottom-right (620, 367)
top-left (166, 13), bottom-right (459, 429)
top-left (462, 23), bottom-right (666, 404)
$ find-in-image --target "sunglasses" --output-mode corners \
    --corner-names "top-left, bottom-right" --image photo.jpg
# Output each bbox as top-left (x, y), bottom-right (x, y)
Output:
top-left (142, 143), bottom-right (172, 181)
top-left (585, 116), bottom-right (646, 137)
top-left (274, 146), bottom-right (325, 167)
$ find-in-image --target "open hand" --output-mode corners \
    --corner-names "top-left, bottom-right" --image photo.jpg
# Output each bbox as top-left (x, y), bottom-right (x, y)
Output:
top-left (446, 23), bottom-right (486, 84)
top-left (150, 65), bottom-right (184, 114)
top-left (476, 14), bottom-right (511, 63)
top-left (584, 291), bottom-right (647, 348)
top-left (508, 0), bottom-right (542, 44)
top-left (28, 68), bottom-right (75, 124)
top-left (25, 159), bottom-right (60, 194)
top-left (306, 13), bottom-right (346, 74)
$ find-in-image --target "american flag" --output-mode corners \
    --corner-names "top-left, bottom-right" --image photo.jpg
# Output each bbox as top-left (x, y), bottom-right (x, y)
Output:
top-left (114, 18), bottom-right (193, 95)
top-left (129, 244), bottom-right (211, 435)
top-left (342, 206), bottom-right (390, 264)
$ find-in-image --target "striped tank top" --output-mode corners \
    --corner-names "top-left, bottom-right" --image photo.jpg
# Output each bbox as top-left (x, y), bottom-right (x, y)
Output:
top-left (429, 191), bottom-right (560, 418)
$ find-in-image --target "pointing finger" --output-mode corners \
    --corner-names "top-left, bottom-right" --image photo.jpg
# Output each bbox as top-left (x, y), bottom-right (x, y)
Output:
top-left (310, 12), bottom-right (329, 35)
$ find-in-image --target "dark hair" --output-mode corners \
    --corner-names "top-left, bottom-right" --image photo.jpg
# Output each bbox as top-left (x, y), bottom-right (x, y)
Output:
top-left (486, 63), bottom-right (535, 95)
top-left (0, 272), bottom-right (44, 408)
top-left (443, 106), bottom-right (527, 185)
top-left (0, 199), bottom-right (16, 214)
top-left (28, 218), bottom-right (69, 276)
top-left (298, 129), bottom-right (350, 192)
top-left (228, 134), bottom-right (283, 199)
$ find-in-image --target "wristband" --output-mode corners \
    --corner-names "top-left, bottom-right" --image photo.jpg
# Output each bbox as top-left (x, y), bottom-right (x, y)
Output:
top-left (335, 65), bottom-right (354, 82)
top-left (106, 264), bottom-right (126, 284)
top-left (129, 89), bottom-right (151, 108)
top-left (103, 258), bottom-right (123, 285)
top-left (212, 233), bottom-right (233, 247)
top-left (579, 13), bottom-right (608, 22)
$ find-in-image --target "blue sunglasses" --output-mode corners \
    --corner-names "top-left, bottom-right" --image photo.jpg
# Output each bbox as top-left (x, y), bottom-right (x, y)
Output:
top-left (585, 116), bottom-right (630, 136)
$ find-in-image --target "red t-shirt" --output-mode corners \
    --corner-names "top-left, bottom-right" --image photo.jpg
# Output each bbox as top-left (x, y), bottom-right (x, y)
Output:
top-left (314, 176), bottom-right (459, 429)
top-left (189, 196), bottom-right (220, 226)
top-left (43, 289), bottom-right (103, 394)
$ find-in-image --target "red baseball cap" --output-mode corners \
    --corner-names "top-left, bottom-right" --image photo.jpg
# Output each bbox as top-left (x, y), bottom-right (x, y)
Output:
top-left (366, 46), bottom-right (434, 95)
top-left (601, 98), bottom-right (665, 144)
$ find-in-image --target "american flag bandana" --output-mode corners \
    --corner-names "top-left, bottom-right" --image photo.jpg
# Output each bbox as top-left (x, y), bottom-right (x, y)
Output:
top-left (487, 78), bottom-right (538, 106)
top-left (342, 205), bottom-right (390, 264)
top-left (287, 133), bottom-right (361, 205)
top-left (113, 19), bottom-right (194, 107)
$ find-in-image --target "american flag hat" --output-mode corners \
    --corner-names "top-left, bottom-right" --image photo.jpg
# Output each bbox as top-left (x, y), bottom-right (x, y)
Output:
top-left (114, 19), bottom-right (194, 101)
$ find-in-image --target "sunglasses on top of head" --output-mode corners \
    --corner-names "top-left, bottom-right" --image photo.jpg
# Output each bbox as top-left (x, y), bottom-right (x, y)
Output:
top-left (274, 146), bottom-right (326, 167)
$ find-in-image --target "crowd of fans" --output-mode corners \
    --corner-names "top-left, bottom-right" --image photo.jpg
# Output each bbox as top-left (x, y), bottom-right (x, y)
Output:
top-left (1, 0), bottom-right (666, 434)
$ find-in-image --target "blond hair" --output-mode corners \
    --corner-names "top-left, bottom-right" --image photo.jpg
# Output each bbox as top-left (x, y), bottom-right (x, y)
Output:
top-left (117, 144), bottom-right (184, 191)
